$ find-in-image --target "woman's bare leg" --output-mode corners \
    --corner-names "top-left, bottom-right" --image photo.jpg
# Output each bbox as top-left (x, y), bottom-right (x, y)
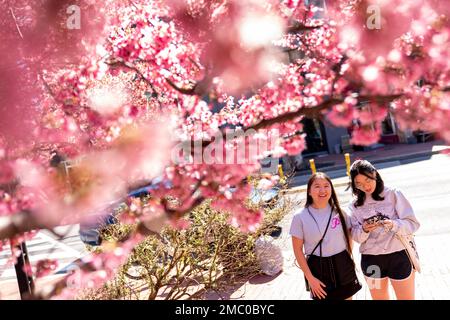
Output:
top-left (390, 271), bottom-right (415, 300)
top-left (365, 276), bottom-right (390, 300)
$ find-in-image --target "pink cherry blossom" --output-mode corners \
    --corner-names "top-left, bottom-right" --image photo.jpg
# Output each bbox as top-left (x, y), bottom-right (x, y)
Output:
top-left (0, 0), bottom-right (448, 299)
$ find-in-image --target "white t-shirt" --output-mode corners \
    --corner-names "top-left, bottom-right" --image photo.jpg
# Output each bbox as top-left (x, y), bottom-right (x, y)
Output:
top-left (289, 204), bottom-right (350, 257)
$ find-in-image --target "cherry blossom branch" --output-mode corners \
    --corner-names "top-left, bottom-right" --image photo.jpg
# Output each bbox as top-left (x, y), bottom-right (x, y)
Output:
top-left (106, 58), bottom-right (207, 97)
top-left (358, 94), bottom-right (404, 104)
top-left (188, 57), bottom-right (202, 72)
top-left (30, 256), bottom-right (103, 300)
top-left (9, 7), bottom-right (24, 39)
top-left (330, 56), bottom-right (348, 97)
top-left (0, 211), bottom-right (48, 240)
top-left (165, 78), bottom-right (197, 95)
top-left (40, 73), bottom-right (58, 101)
top-left (189, 92), bottom-right (404, 157)
top-left (287, 23), bottom-right (323, 34)
top-left (105, 58), bottom-right (161, 99)
top-left (247, 98), bottom-right (344, 131)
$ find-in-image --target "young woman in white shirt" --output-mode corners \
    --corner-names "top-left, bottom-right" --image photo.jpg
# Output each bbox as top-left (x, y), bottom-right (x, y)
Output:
top-left (290, 172), bottom-right (361, 300)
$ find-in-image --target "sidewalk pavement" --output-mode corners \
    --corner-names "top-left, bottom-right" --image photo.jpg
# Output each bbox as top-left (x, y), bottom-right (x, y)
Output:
top-left (0, 275), bottom-right (65, 300)
top-left (285, 140), bottom-right (450, 192)
top-left (219, 222), bottom-right (450, 300)
top-left (300, 140), bottom-right (449, 172)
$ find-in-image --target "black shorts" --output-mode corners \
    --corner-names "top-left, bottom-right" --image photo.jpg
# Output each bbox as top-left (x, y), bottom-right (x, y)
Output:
top-left (307, 250), bottom-right (362, 300)
top-left (361, 249), bottom-right (413, 280)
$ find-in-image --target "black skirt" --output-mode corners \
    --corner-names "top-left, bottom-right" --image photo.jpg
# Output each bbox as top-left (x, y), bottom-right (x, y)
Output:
top-left (307, 250), bottom-right (362, 300)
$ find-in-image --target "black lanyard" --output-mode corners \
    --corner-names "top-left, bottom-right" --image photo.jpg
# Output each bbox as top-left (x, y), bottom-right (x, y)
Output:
top-left (307, 207), bottom-right (333, 258)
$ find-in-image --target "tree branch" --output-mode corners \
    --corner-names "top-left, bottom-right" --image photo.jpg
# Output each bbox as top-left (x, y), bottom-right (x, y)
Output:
top-left (106, 58), bottom-right (204, 98)
top-left (40, 73), bottom-right (57, 98)
top-left (165, 78), bottom-right (197, 95)
top-left (9, 7), bottom-right (24, 39)
top-left (287, 23), bottom-right (323, 34)
top-left (247, 98), bottom-right (344, 131)
top-left (0, 211), bottom-right (48, 240)
top-left (105, 58), bottom-right (161, 100)
top-left (330, 55), bottom-right (348, 97)
top-left (358, 94), bottom-right (403, 104)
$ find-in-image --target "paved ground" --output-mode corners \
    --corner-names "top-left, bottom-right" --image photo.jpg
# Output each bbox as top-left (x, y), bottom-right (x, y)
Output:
top-left (0, 225), bottom-right (87, 299)
top-left (288, 140), bottom-right (450, 187)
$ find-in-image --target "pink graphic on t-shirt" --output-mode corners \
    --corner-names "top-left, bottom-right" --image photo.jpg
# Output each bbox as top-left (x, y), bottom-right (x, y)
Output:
top-left (331, 216), bottom-right (341, 229)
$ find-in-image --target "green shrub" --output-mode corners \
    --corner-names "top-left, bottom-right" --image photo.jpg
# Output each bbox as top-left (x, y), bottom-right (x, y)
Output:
top-left (81, 184), bottom-right (295, 300)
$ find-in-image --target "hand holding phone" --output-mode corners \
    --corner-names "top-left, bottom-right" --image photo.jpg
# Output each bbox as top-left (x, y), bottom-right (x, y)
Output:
top-left (362, 221), bottom-right (380, 233)
top-left (364, 213), bottom-right (388, 225)
top-left (363, 213), bottom-right (388, 232)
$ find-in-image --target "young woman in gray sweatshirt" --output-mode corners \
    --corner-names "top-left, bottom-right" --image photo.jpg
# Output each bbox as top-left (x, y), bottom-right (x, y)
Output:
top-left (290, 172), bottom-right (361, 300)
top-left (348, 160), bottom-right (420, 300)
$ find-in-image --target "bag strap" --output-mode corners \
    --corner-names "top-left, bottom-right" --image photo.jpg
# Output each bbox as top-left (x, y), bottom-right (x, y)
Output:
top-left (307, 207), bottom-right (333, 257)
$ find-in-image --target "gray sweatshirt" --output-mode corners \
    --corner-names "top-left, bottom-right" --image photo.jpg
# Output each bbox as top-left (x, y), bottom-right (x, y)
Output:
top-left (349, 186), bottom-right (420, 255)
top-left (290, 204), bottom-right (350, 257)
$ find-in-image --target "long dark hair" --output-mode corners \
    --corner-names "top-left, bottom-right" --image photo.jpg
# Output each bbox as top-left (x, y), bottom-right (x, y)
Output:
top-left (349, 160), bottom-right (385, 207)
top-left (305, 172), bottom-right (352, 253)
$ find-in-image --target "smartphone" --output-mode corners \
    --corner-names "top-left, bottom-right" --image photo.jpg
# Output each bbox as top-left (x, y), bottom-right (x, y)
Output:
top-left (364, 213), bottom-right (388, 225)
